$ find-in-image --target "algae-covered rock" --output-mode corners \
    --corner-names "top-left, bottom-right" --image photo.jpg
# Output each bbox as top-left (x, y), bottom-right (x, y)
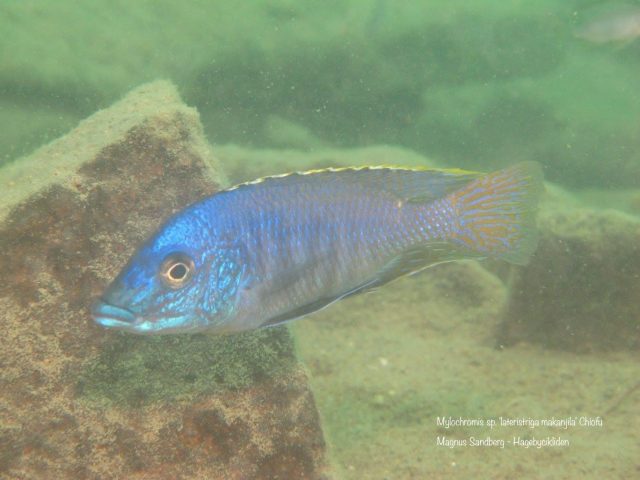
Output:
top-left (498, 207), bottom-right (640, 352)
top-left (0, 81), bottom-right (330, 479)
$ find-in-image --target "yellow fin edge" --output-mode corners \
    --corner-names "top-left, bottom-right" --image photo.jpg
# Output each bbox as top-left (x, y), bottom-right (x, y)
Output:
top-left (224, 164), bottom-right (485, 192)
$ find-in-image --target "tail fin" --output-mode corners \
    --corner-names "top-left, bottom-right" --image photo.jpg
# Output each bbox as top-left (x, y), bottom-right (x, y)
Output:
top-left (447, 162), bottom-right (544, 265)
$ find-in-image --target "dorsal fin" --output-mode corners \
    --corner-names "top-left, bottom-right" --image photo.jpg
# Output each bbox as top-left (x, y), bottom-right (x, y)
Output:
top-left (224, 166), bottom-right (483, 203)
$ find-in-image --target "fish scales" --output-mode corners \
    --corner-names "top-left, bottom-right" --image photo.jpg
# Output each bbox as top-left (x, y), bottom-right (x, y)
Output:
top-left (92, 163), bottom-right (543, 335)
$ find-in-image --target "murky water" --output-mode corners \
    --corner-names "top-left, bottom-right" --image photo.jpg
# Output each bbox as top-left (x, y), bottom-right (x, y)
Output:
top-left (1, 1), bottom-right (639, 479)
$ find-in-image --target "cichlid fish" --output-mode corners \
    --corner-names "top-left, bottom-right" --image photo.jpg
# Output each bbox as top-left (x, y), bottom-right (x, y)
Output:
top-left (92, 162), bottom-right (543, 335)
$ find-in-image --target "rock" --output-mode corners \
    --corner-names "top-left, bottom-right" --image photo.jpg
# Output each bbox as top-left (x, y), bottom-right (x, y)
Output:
top-left (573, 188), bottom-right (640, 218)
top-left (498, 207), bottom-right (640, 352)
top-left (0, 81), bottom-right (330, 479)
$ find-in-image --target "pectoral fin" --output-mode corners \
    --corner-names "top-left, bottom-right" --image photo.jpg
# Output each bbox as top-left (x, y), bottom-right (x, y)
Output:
top-left (260, 242), bottom-right (474, 328)
top-left (260, 277), bottom-right (378, 328)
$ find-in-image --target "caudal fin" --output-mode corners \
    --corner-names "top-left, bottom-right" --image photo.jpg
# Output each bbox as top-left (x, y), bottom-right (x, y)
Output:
top-left (447, 162), bottom-right (544, 265)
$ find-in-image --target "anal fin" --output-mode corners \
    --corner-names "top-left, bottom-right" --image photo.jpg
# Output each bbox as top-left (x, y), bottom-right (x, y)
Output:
top-left (362, 242), bottom-right (479, 289)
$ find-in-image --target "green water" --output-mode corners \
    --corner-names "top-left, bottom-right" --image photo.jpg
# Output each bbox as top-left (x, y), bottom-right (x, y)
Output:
top-left (3, 1), bottom-right (640, 192)
top-left (2, 1), bottom-right (639, 479)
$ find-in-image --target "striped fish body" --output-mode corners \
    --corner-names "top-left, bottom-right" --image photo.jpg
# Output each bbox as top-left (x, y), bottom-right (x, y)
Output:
top-left (92, 162), bottom-right (543, 335)
top-left (223, 163), bottom-right (541, 332)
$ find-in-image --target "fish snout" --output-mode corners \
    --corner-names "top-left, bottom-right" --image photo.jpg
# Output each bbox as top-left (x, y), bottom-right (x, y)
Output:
top-left (91, 299), bottom-right (138, 329)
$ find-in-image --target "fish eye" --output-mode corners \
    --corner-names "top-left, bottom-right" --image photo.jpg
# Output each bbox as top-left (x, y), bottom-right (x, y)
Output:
top-left (159, 253), bottom-right (195, 289)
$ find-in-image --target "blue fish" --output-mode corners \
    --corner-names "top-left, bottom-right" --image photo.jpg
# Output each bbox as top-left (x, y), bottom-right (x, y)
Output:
top-left (92, 162), bottom-right (543, 335)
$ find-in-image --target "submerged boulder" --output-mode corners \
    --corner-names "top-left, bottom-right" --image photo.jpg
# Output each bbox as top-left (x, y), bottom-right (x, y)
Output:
top-left (498, 207), bottom-right (640, 352)
top-left (0, 81), bottom-right (330, 479)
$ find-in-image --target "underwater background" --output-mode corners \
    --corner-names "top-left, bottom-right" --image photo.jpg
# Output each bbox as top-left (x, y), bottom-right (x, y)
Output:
top-left (1, 1), bottom-right (639, 479)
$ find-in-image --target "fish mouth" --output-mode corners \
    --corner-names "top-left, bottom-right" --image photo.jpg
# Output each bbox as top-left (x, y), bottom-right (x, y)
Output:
top-left (91, 299), bottom-right (138, 329)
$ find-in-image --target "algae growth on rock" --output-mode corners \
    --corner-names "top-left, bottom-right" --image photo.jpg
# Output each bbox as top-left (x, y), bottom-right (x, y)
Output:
top-left (0, 81), bottom-right (330, 480)
top-left (77, 328), bottom-right (297, 407)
